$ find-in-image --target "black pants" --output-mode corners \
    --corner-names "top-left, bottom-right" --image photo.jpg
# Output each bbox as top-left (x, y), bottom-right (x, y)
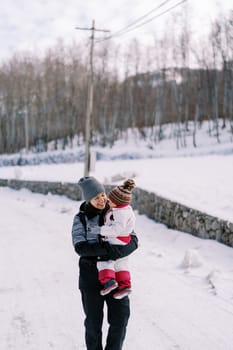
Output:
top-left (80, 289), bottom-right (130, 350)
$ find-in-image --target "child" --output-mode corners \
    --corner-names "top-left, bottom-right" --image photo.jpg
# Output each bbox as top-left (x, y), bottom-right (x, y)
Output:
top-left (97, 179), bottom-right (136, 299)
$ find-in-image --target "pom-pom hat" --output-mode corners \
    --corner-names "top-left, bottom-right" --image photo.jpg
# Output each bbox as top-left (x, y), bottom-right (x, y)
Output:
top-left (109, 179), bottom-right (136, 206)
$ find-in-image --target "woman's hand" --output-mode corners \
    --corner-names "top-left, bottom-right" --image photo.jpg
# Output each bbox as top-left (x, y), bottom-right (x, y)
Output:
top-left (101, 234), bottom-right (138, 261)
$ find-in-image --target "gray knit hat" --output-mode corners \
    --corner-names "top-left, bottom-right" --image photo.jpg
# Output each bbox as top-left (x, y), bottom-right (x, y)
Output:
top-left (78, 176), bottom-right (105, 203)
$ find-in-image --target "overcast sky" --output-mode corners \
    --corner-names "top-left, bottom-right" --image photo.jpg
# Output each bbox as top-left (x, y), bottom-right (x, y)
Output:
top-left (0, 0), bottom-right (232, 62)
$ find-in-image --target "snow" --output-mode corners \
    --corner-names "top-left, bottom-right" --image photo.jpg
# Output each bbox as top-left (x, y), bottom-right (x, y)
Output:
top-left (1, 187), bottom-right (233, 350)
top-left (0, 121), bottom-right (233, 223)
top-left (0, 155), bottom-right (233, 223)
top-left (1, 121), bottom-right (233, 349)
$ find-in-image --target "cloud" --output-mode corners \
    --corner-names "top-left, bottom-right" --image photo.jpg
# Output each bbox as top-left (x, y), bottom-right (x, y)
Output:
top-left (0, 0), bottom-right (232, 62)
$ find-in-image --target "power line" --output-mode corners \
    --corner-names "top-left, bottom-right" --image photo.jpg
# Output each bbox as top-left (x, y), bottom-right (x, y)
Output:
top-left (96, 0), bottom-right (188, 43)
top-left (115, 0), bottom-right (188, 37)
top-left (103, 0), bottom-right (173, 38)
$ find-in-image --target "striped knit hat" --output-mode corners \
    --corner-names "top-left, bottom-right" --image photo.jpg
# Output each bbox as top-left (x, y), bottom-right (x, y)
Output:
top-left (108, 179), bottom-right (136, 206)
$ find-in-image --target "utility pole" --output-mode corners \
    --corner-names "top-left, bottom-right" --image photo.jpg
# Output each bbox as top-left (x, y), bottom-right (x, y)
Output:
top-left (17, 107), bottom-right (29, 154)
top-left (75, 20), bottom-right (110, 176)
top-left (24, 109), bottom-right (29, 154)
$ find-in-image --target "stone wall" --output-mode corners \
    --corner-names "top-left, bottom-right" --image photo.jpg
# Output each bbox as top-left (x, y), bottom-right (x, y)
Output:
top-left (131, 187), bottom-right (233, 248)
top-left (1, 178), bottom-right (233, 248)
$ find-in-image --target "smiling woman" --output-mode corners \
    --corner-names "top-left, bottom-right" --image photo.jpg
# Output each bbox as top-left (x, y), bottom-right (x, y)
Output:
top-left (71, 176), bottom-right (138, 350)
top-left (90, 192), bottom-right (107, 210)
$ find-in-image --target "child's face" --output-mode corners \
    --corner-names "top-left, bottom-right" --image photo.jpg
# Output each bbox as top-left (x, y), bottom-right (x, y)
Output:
top-left (108, 198), bottom-right (117, 209)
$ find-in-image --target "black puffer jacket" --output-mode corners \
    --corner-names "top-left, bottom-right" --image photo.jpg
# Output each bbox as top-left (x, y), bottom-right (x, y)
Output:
top-left (72, 201), bottom-right (138, 262)
top-left (72, 201), bottom-right (138, 289)
top-left (72, 201), bottom-right (138, 290)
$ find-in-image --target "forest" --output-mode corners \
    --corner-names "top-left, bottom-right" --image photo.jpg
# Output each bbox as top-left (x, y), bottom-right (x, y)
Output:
top-left (0, 9), bottom-right (232, 154)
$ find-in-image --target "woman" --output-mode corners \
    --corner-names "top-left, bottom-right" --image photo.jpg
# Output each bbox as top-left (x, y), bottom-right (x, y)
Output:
top-left (72, 176), bottom-right (138, 350)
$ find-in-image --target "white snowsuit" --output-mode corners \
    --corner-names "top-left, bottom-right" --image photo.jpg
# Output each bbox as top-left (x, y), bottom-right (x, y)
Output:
top-left (97, 204), bottom-right (136, 289)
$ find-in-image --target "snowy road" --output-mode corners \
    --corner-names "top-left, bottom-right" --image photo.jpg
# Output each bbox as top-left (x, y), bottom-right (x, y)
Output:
top-left (1, 187), bottom-right (233, 350)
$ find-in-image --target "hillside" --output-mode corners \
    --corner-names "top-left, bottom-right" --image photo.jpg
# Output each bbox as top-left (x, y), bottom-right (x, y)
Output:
top-left (0, 119), bottom-right (232, 166)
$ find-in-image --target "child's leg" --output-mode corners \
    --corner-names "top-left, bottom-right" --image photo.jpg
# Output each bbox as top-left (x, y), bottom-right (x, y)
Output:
top-left (97, 260), bottom-right (118, 296)
top-left (114, 257), bottom-right (131, 289)
top-left (97, 260), bottom-right (116, 284)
